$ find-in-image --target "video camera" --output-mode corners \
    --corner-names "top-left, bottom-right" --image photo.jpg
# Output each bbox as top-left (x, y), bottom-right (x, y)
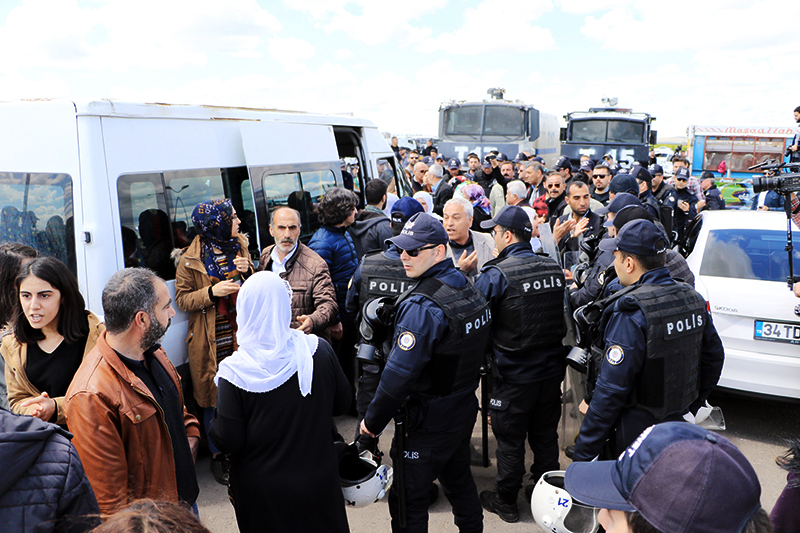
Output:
top-left (356, 297), bottom-right (395, 364)
top-left (750, 160), bottom-right (800, 194)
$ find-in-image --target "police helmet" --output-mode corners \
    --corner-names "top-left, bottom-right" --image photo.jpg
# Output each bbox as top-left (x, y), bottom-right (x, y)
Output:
top-left (531, 471), bottom-right (599, 533)
top-left (338, 442), bottom-right (393, 508)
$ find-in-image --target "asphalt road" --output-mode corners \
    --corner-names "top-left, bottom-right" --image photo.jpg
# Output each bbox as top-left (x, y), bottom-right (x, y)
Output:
top-left (195, 388), bottom-right (799, 532)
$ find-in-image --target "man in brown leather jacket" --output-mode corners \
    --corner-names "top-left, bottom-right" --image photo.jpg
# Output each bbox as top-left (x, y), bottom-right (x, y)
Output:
top-left (66, 268), bottom-right (200, 516)
top-left (258, 207), bottom-right (338, 339)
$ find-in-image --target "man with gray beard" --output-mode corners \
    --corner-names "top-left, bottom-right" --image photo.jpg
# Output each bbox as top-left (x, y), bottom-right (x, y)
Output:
top-left (66, 268), bottom-right (200, 516)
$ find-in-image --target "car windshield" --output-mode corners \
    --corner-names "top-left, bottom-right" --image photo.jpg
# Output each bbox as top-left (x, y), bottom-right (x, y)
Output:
top-left (700, 229), bottom-right (800, 282)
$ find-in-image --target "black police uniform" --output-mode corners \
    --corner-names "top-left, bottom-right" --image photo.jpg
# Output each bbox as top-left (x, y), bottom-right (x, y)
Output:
top-left (363, 259), bottom-right (491, 532)
top-left (573, 266), bottom-right (724, 461)
top-left (639, 189), bottom-right (661, 220)
top-left (475, 242), bottom-right (566, 501)
top-left (672, 187), bottom-right (697, 243)
top-left (345, 248), bottom-right (412, 450)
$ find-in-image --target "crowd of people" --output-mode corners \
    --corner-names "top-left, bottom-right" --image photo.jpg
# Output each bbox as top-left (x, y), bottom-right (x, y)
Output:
top-left (0, 141), bottom-right (799, 533)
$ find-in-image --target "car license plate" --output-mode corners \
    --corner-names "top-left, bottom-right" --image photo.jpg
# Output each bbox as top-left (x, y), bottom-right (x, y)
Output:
top-left (753, 320), bottom-right (800, 345)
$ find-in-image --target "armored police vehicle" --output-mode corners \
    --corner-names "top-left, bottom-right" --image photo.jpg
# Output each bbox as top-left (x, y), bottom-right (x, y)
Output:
top-left (560, 98), bottom-right (657, 168)
top-left (0, 98), bottom-right (405, 370)
top-left (436, 88), bottom-right (560, 167)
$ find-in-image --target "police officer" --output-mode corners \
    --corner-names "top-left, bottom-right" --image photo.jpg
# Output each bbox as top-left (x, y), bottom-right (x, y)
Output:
top-left (572, 219), bottom-right (724, 462)
top-left (360, 212), bottom-right (491, 533)
top-left (569, 193), bottom-right (642, 309)
top-left (473, 206), bottom-right (566, 523)
top-left (346, 197), bottom-right (424, 453)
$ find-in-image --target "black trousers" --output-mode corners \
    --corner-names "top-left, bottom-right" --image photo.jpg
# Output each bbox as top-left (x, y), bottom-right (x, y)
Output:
top-left (489, 375), bottom-right (563, 499)
top-left (354, 361), bottom-right (381, 451)
top-left (388, 411), bottom-right (483, 533)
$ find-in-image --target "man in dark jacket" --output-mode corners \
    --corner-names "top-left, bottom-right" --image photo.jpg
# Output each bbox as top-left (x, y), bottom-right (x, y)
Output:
top-left (545, 171), bottom-right (568, 223)
top-left (0, 408), bottom-right (100, 532)
top-left (699, 171), bottom-right (725, 211)
top-left (672, 167), bottom-right (698, 244)
top-left (428, 163), bottom-right (454, 216)
top-left (348, 179), bottom-right (392, 259)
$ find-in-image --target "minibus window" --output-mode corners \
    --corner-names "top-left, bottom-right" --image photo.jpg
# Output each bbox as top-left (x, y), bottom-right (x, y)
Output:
top-left (300, 170), bottom-right (337, 235)
top-left (117, 173), bottom-right (175, 280)
top-left (0, 172), bottom-right (76, 274)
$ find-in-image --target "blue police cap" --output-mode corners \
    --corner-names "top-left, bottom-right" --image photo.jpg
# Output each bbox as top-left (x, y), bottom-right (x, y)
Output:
top-left (390, 197), bottom-right (425, 224)
top-left (597, 192), bottom-right (641, 215)
top-left (447, 158), bottom-right (461, 169)
top-left (609, 173), bottom-right (639, 195)
top-left (675, 167), bottom-right (690, 181)
top-left (479, 205), bottom-right (532, 235)
top-left (387, 212), bottom-right (448, 250)
top-left (599, 219), bottom-right (669, 256)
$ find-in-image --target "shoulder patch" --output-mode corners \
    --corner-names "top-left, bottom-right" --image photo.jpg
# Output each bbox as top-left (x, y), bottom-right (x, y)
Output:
top-left (606, 345), bottom-right (624, 365)
top-left (398, 332), bottom-right (416, 351)
top-left (597, 270), bottom-right (605, 285)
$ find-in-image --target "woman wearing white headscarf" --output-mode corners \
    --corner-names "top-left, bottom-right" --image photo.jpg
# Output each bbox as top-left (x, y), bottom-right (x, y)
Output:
top-left (413, 190), bottom-right (442, 220)
top-left (210, 271), bottom-right (351, 533)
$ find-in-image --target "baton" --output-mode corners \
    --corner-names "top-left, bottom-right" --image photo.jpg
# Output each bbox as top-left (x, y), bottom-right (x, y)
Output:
top-left (479, 362), bottom-right (490, 468)
top-left (394, 410), bottom-right (406, 528)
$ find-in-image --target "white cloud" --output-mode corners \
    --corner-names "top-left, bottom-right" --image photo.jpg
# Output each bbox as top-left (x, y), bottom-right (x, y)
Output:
top-left (281, 0), bottom-right (446, 46)
top-left (335, 48), bottom-right (354, 59)
top-left (0, 0), bottom-right (282, 70)
top-left (415, 0), bottom-right (555, 55)
top-left (268, 36), bottom-right (316, 72)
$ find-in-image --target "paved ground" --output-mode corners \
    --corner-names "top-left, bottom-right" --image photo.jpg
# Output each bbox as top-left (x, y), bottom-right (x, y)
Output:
top-left (196, 388), bottom-right (799, 532)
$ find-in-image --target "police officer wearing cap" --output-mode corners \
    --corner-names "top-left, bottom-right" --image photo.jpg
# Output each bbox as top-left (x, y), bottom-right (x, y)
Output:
top-left (473, 206), bottom-right (566, 523)
top-left (572, 219), bottom-right (724, 462)
top-left (346, 197), bottom-right (425, 453)
top-left (360, 212), bottom-right (491, 533)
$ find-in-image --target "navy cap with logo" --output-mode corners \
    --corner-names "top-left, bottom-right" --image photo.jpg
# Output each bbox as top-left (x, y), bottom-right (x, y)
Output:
top-left (481, 159), bottom-right (493, 169)
top-left (597, 192), bottom-right (642, 216)
top-left (513, 152), bottom-right (529, 163)
top-left (495, 153), bottom-right (508, 162)
top-left (605, 205), bottom-right (653, 229)
top-left (422, 155), bottom-right (434, 165)
top-left (648, 163), bottom-right (664, 176)
top-left (532, 156), bottom-right (545, 164)
top-left (675, 167), bottom-right (690, 181)
top-left (565, 422), bottom-right (762, 533)
top-left (387, 212), bottom-right (449, 250)
top-left (580, 159), bottom-right (595, 172)
top-left (599, 218), bottom-right (668, 256)
top-left (448, 158), bottom-right (461, 169)
top-left (608, 173), bottom-right (639, 195)
top-left (554, 155), bottom-right (572, 171)
top-left (479, 205), bottom-right (532, 235)
top-left (390, 196), bottom-right (425, 224)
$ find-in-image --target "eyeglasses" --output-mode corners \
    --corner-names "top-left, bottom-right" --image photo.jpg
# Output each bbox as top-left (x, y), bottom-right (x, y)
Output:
top-left (399, 244), bottom-right (438, 257)
top-left (546, 184), bottom-right (562, 188)
top-left (592, 174), bottom-right (608, 179)
top-left (676, 177), bottom-right (688, 182)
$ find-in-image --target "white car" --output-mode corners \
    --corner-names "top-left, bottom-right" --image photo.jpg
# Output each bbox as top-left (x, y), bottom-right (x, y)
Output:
top-left (685, 210), bottom-right (800, 399)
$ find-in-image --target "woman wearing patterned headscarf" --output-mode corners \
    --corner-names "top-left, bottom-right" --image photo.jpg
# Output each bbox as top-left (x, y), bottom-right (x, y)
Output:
top-left (460, 182), bottom-right (493, 233)
top-left (175, 198), bottom-right (253, 485)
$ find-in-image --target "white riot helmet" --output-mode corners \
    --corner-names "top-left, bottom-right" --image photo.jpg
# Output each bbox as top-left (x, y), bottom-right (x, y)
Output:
top-left (338, 443), bottom-right (393, 508)
top-left (531, 471), bottom-right (600, 533)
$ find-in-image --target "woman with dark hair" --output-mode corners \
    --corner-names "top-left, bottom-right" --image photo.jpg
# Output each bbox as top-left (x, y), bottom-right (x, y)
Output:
top-left (90, 499), bottom-right (210, 533)
top-left (175, 198), bottom-right (253, 485)
top-left (1, 256), bottom-right (103, 425)
top-left (210, 272), bottom-right (351, 533)
top-left (308, 188), bottom-right (359, 390)
top-left (0, 243), bottom-right (38, 410)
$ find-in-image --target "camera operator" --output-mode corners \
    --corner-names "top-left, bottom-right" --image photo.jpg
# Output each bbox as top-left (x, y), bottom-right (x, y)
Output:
top-left (788, 106), bottom-right (800, 163)
top-left (572, 219), bottom-right (724, 462)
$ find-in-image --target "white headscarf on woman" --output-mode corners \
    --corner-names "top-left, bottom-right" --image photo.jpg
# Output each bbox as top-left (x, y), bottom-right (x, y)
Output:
top-left (413, 191), bottom-right (434, 215)
top-left (215, 271), bottom-right (318, 396)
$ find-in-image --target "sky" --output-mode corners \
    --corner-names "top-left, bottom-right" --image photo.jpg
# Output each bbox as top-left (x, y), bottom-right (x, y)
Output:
top-left (1, 0), bottom-right (799, 140)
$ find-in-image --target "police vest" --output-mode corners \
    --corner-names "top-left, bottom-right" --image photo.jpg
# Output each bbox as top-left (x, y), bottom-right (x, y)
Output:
top-left (397, 275), bottom-right (491, 396)
top-left (622, 283), bottom-right (706, 419)
top-left (483, 254), bottom-right (566, 353)
top-left (358, 251), bottom-right (414, 309)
